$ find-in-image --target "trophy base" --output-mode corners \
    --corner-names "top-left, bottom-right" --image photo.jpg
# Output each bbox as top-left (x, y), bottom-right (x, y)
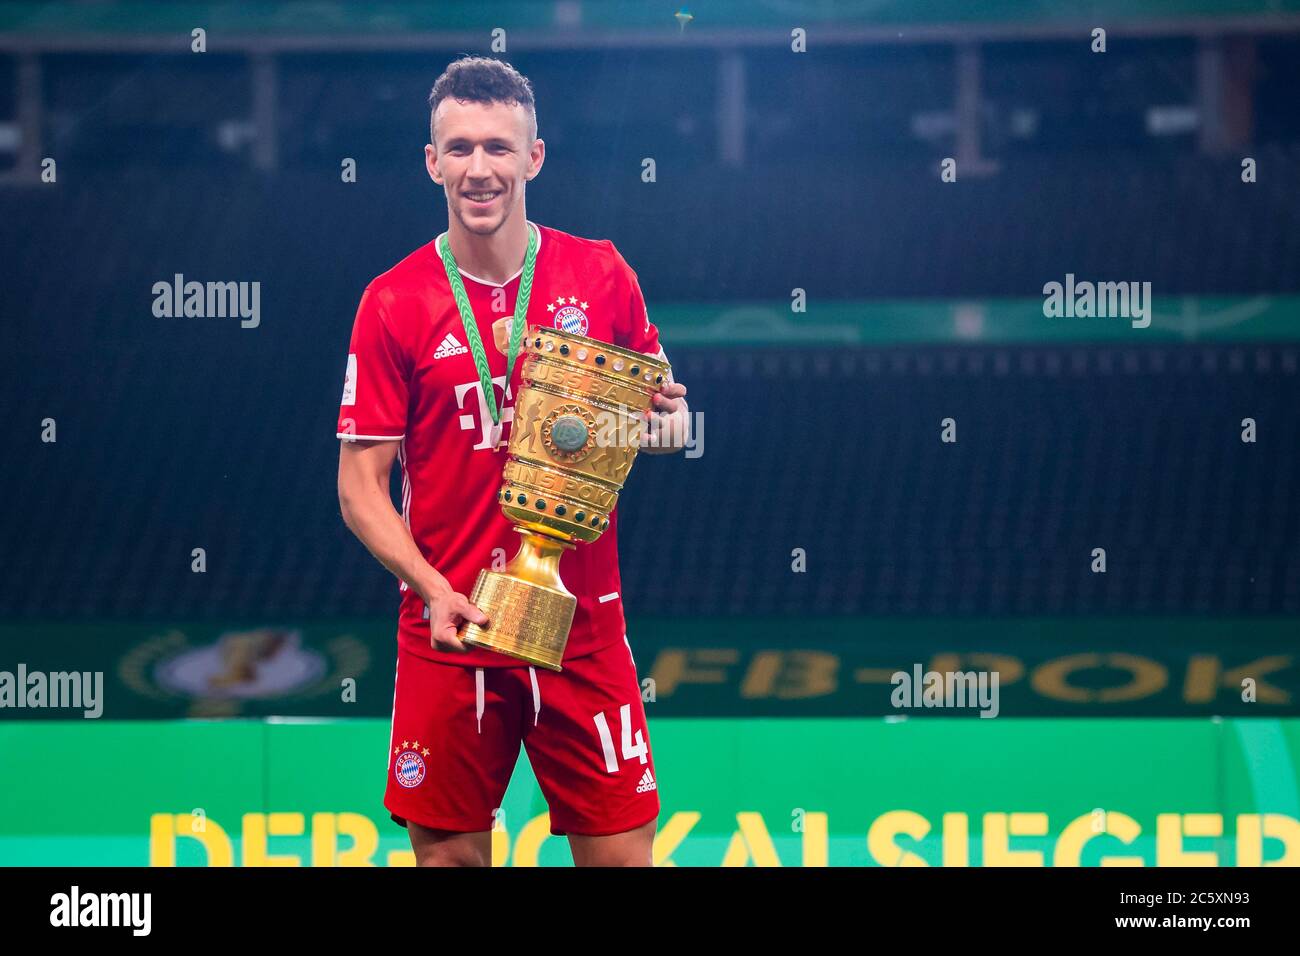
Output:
top-left (460, 530), bottom-right (576, 671)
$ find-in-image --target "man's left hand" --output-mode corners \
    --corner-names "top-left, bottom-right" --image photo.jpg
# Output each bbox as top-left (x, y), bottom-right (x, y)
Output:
top-left (641, 381), bottom-right (689, 454)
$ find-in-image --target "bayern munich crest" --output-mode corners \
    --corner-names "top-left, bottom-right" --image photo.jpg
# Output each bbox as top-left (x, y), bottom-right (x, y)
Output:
top-left (393, 745), bottom-right (427, 788)
top-left (551, 297), bottom-right (590, 336)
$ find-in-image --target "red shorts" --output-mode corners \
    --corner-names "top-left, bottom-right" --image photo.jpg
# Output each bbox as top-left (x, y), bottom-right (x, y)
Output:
top-left (384, 634), bottom-right (659, 837)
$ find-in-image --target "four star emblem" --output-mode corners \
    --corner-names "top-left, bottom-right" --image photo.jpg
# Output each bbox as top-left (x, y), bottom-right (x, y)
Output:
top-left (549, 295), bottom-right (590, 313)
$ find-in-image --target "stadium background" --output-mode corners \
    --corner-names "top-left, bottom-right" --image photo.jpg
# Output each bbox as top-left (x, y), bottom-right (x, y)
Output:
top-left (1, 0), bottom-right (1298, 865)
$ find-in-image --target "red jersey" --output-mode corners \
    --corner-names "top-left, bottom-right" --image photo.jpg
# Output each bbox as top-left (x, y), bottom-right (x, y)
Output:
top-left (337, 221), bottom-right (662, 667)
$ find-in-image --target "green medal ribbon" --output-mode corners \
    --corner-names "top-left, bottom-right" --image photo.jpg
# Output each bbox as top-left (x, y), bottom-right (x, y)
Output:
top-left (438, 223), bottom-right (538, 428)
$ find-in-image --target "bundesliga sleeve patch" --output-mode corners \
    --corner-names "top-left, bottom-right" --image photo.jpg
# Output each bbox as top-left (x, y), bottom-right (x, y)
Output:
top-left (341, 353), bottom-right (357, 406)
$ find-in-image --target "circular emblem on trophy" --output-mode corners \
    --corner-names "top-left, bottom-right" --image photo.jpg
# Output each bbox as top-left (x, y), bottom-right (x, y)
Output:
top-left (542, 404), bottom-right (596, 462)
top-left (551, 415), bottom-right (588, 451)
top-left (394, 750), bottom-right (426, 788)
top-left (553, 305), bottom-right (589, 336)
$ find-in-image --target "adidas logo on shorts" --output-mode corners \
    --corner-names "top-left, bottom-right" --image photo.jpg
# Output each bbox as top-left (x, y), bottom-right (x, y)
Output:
top-left (635, 768), bottom-right (657, 793)
top-left (433, 333), bottom-right (468, 359)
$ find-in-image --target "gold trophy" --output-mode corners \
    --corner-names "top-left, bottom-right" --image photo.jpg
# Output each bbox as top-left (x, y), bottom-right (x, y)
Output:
top-left (459, 325), bottom-right (670, 670)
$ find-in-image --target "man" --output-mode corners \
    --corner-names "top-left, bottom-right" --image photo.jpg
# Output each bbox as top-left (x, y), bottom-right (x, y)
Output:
top-left (336, 56), bottom-right (689, 867)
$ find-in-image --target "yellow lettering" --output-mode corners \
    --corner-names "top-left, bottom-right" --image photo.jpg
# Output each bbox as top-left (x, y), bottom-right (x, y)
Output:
top-left (335, 812), bottom-right (379, 866)
top-left (942, 812), bottom-right (969, 867)
top-left (1032, 653), bottom-right (1166, 703)
top-left (929, 653), bottom-right (1024, 687)
top-left (802, 812), bottom-right (829, 867)
top-left (721, 812), bottom-right (782, 866)
top-left (149, 812), bottom-right (234, 867)
top-left (649, 649), bottom-right (739, 696)
top-left (652, 811), bottom-right (699, 867)
top-left (310, 812), bottom-right (335, 866)
top-left (983, 812), bottom-right (1047, 866)
top-left (512, 813), bottom-right (553, 867)
top-left (868, 810), bottom-right (929, 866)
top-left (740, 651), bottom-right (839, 699)
top-left (1156, 813), bottom-right (1221, 866)
top-left (1054, 812), bottom-right (1144, 866)
top-left (492, 825), bottom-right (510, 867)
top-left (242, 812), bottom-right (304, 867)
top-left (1185, 655), bottom-right (1291, 704)
top-left (1235, 813), bottom-right (1300, 866)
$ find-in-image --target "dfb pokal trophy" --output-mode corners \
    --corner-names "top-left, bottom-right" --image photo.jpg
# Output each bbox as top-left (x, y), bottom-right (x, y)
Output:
top-left (459, 326), bottom-right (671, 671)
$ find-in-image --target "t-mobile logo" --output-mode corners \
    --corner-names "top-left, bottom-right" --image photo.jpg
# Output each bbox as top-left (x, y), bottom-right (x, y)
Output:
top-left (455, 377), bottom-right (515, 450)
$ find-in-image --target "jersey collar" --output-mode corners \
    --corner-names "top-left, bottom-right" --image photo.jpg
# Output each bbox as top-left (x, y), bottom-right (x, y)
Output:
top-left (434, 220), bottom-right (542, 289)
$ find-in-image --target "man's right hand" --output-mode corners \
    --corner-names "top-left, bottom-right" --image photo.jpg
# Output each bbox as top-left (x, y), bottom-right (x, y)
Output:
top-left (425, 586), bottom-right (489, 654)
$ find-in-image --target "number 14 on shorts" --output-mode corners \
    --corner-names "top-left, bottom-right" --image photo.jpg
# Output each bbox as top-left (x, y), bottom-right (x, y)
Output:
top-left (592, 704), bottom-right (648, 773)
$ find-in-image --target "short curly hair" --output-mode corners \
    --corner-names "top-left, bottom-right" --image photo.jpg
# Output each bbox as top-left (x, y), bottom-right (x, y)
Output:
top-left (428, 56), bottom-right (537, 146)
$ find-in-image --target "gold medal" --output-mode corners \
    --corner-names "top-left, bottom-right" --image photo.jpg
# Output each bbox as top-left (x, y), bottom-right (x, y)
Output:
top-left (492, 315), bottom-right (512, 355)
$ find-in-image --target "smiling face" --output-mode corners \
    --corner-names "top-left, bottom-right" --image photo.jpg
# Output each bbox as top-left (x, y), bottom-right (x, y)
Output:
top-left (426, 97), bottom-right (543, 237)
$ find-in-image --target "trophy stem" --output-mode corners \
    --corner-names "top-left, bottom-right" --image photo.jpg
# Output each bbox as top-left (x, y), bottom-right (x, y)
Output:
top-left (506, 526), bottom-right (574, 583)
top-left (459, 528), bottom-right (577, 671)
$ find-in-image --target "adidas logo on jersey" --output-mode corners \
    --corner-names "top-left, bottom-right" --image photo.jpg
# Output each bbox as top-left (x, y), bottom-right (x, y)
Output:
top-left (635, 768), bottom-right (657, 793)
top-left (433, 333), bottom-right (468, 359)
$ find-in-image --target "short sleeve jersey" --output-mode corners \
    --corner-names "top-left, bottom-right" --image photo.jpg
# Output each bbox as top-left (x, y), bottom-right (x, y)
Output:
top-left (337, 221), bottom-right (662, 667)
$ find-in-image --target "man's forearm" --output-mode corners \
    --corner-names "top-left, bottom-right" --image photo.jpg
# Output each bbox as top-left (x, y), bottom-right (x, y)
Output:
top-left (340, 481), bottom-right (447, 601)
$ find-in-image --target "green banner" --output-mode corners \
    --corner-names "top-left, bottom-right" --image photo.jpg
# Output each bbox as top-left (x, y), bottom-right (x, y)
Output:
top-left (4, 1), bottom-right (1298, 36)
top-left (1, 616), bottom-right (1296, 720)
top-left (654, 296), bottom-right (1300, 346)
top-left (1, 717), bottom-right (1297, 866)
